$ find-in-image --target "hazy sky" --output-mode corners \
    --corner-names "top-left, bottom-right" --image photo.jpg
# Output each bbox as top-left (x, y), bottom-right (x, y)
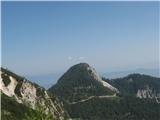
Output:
top-left (2, 1), bottom-right (159, 76)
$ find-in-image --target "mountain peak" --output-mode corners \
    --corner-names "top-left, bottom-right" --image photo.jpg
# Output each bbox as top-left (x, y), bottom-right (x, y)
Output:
top-left (49, 63), bottom-right (118, 103)
top-left (73, 63), bottom-right (90, 67)
top-left (68, 63), bottom-right (101, 82)
top-left (69, 63), bottom-right (91, 73)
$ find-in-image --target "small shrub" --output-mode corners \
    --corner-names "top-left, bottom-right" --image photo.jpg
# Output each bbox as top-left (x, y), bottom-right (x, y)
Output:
top-left (14, 81), bottom-right (23, 97)
top-left (2, 73), bottom-right (11, 86)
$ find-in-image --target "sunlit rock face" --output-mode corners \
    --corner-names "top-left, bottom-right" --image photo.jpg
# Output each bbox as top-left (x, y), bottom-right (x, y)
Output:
top-left (136, 85), bottom-right (160, 102)
top-left (86, 64), bottom-right (119, 92)
top-left (0, 68), bottom-right (68, 120)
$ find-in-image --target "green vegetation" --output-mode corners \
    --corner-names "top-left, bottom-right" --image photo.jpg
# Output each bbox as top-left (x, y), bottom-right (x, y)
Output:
top-left (1, 93), bottom-right (31, 120)
top-left (14, 80), bottom-right (23, 97)
top-left (51, 72), bottom-right (160, 120)
top-left (66, 96), bottom-right (160, 120)
top-left (103, 73), bottom-right (160, 96)
top-left (52, 81), bottom-right (114, 103)
top-left (1, 73), bottom-right (11, 86)
top-left (36, 86), bottom-right (46, 97)
top-left (22, 105), bottom-right (56, 120)
top-left (1, 93), bottom-right (57, 120)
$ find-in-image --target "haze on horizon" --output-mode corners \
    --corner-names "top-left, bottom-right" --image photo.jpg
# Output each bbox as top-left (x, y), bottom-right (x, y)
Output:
top-left (2, 2), bottom-right (159, 78)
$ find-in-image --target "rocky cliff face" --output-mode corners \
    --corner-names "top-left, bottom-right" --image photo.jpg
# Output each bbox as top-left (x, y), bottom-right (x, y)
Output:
top-left (136, 85), bottom-right (160, 103)
top-left (49, 63), bottom-right (118, 103)
top-left (0, 68), bottom-right (68, 120)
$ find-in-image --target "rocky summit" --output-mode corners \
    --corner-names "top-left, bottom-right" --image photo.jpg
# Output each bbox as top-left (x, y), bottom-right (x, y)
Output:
top-left (49, 63), bottom-right (118, 103)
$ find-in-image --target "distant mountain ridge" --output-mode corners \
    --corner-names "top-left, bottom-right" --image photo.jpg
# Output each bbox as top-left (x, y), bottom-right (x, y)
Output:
top-left (103, 68), bottom-right (160, 79)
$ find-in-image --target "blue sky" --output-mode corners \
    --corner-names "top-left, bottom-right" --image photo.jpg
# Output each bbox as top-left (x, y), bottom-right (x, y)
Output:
top-left (2, 2), bottom-right (159, 77)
